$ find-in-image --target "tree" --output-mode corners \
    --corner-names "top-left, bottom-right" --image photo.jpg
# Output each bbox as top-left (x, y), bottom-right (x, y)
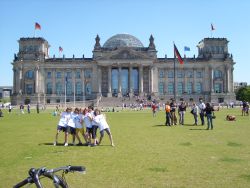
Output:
top-left (236, 86), bottom-right (250, 102)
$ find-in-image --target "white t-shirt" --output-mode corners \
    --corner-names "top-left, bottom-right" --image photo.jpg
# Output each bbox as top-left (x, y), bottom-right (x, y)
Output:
top-left (83, 112), bottom-right (93, 128)
top-left (74, 114), bottom-right (83, 129)
top-left (198, 102), bottom-right (206, 113)
top-left (93, 114), bottom-right (109, 131)
top-left (65, 112), bottom-right (75, 128)
top-left (58, 112), bottom-right (67, 127)
top-left (90, 110), bottom-right (98, 126)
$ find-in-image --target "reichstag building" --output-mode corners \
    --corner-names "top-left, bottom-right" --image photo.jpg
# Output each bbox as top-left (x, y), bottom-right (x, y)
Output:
top-left (11, 34), bottom-right (235, 105)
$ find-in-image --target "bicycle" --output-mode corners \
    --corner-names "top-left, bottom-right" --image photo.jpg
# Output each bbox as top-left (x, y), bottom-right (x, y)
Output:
top-left (13, 165), bottom-right (86, 188)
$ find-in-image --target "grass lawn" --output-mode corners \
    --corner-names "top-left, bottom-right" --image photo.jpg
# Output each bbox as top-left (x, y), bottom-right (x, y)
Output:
top-left (0, 107), bottom-right (250, 187)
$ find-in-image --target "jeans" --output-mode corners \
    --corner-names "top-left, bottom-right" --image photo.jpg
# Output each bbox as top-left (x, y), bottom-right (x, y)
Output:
top-left (200, 112), bottom-right (205, 125)
top-left (206, 114), bottom-right (213, 129)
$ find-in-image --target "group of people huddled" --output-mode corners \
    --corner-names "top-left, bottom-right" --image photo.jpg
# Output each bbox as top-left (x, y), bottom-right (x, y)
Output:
top-left (164, 99), bottom-right (216, 130)
top-left (54, 106), bottom-right (115, 147)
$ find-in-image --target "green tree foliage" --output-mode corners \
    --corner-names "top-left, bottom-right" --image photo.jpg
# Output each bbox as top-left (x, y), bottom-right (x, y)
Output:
top-left (236, 86), bottom-right (250, 102)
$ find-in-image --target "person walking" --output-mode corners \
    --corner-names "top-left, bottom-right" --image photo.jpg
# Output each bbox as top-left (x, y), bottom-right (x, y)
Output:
top-left (178, 101), bottom-right (186, 125)
top-left (204, 103), bottom-right (215, 130)
top-left (198, 99), bottom-right (206, 125)
top-left (165, 101), bottom-right (171, 126)
top-left (170, 99), bottom-right (177, 125)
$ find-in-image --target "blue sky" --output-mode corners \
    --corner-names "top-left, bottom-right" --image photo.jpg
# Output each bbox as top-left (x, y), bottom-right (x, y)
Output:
top-left (1, 0), bottom-right (250, 86)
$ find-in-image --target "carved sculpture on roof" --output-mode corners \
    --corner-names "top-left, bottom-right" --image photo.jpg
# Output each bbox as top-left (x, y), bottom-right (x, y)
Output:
top-left (148, 34), bottom-right (156, 50)
top-left (94, 34), bottom-right (101, 50)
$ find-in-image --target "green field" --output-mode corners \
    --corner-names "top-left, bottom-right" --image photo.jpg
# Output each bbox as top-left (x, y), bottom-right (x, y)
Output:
top-left (0, 107), bottom-right (250, 187)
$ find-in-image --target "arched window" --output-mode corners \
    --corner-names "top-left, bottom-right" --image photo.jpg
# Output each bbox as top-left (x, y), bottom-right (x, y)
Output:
top-left (56, 82), bottom-right (62, 95)
top-left (76, 82), bottom-right (82, 95)
top-left (47, 82), bottom-right (52, 94)
top-left (25, 70), bottom-right (34, 79)
top-left (214, 70), bottom-right (222, 78)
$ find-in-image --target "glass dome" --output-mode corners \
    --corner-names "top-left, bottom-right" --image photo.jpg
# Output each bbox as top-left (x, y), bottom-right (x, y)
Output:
top-left (103, 34), bottom-right (144, 49)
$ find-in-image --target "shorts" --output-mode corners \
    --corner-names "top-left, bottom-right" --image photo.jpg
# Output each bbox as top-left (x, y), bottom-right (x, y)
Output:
top-left (86, 127), bottom-right (93, 134)
top-left (100, 128), bottom-right (111, 137)
top-left (66, 126), bottom-right (76, 135)
top-left (91, 125), bottom-right (98, 139)
top-left (57, 125), bottom-right (66, 132)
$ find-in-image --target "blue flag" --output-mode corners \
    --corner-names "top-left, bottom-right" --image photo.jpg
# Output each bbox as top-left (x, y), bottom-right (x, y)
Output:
top-left (65, 76), bottom-right (68, 83)
top-left (184, 46), bottom-right (190, 51)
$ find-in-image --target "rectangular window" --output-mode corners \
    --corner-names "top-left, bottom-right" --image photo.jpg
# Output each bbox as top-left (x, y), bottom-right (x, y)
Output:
top-left (56, 72), bottom-right (61, 79)
top-left (85, 69), bottom-right (92, 78)
top-left (75, 71), bottom-right (81, 79)
top-left (159, 82), bottom-right (164, 94)
top-left (168, 82), bottom-right (174, 94)
top-left (26, 84), bottom-right (33, 94)
top-left (214, 83), bottom-right (222, 93)
top-left (177, 71), bottom-right (184, 78)
top-left (187, 82), bottom-right (192, 94)
top-left (168, 71), bottom-right (174, 78)
top-left (196, 71), bottom-right (203, 78)
top-left (47, 72), bottom-right (52, 79)
top-left (159, 70), bottom-right (164, 78)
top-left (177, 82), bottom-right (183, 94)
top-left (196, 82), bottom-right (202, 93)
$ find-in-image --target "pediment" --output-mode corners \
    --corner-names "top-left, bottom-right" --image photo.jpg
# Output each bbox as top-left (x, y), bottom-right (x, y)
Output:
top-left (98, 48), bottom-right (152, 60)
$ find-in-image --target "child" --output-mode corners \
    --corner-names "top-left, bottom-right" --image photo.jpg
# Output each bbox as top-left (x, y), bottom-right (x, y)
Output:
top-left (54, 108), bottom-right (70, 146)
top-left (93, 109), bottom-right (114, 147)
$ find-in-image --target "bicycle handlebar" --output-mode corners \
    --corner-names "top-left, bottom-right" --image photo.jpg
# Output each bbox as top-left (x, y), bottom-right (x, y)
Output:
top-left (13, 165), bottom-right (86, 188)
top-left (13, 177), bottom-right (33, 188)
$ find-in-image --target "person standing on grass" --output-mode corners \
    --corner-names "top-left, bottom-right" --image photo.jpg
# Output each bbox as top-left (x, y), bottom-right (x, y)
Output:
top-left (191, 102), bottom-right (199, 125)
top-left (74, 108), bottom-right (87, 145)
top-left (36, 103), bottom-right (39, 114)
top-left (89, 106), bottom-right (99, 146)
top-left (54, 108), bottom-right (69, 146)
top-left (170, 99), bottom-right (177, 125)
top-left (165, 101), bottom-right (171, 126)
top-left (178, 101), bottom-right (186, 125)
top-left (198, 99), bottom-right (206, 125)
top-left (8, 104), bottom-right (12, 113)
top-left (27, 104), bottom-right (31, 114)
top-left (204, 103), bottom-right (215, 130)
top-left (82, 108), bottom-right (93, 146)
top-left (93, 109), bottom-right (114, 147)
top-left (65, 107), bottom-right (77, 146)
top-left (152, 102), bottom-right (157, 117)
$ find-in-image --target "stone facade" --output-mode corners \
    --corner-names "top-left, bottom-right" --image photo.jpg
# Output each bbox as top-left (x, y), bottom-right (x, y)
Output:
top-left (11, 34), bottom-right (236, 105)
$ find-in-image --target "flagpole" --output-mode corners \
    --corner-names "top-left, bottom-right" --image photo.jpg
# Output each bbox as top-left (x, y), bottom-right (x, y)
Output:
top-left (173, 42), bottom-right (176, 101)
top-left (65, 76), bottom-right (67, 108)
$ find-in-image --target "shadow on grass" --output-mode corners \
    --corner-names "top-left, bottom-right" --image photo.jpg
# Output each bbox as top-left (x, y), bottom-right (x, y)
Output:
top-left (240, 174), bottom-right (250, 182)
top-left (149, 167), bottom-right (168, 172)
top-left (179, 142), bottom-right (192, 146)
top-left (219, 157), bottom-right (242, 163)
top-left (152, 124), bottom-right (169, 127)
top-left (189, 128), bottom-right (207, 131)
top-left (227, 142), bottom-right (242, 147)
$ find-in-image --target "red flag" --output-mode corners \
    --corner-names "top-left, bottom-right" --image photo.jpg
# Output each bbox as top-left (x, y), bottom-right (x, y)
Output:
top-left (59, 46), bottom-right (63, 52)
top-left (174, 44), bottom-right (184, 65)
top-left (35, 22), bottom-right (41, 30)
top-left (211, 23), bottom-right (215, 31)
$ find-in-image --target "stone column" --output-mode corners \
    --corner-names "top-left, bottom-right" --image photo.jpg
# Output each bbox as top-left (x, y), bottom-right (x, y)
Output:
top-left (139, 65), bottom-right (143, 95)
top-left (150, 66), bottom-right (154, 94)
top-left (211, 67), bottom-right (214, 93)
top-left (98, 67), bottom-right (102, 94)
top-left (35, 66), bottom-right (39, 94)
top-left (129, 66), bottom-right (133, 96)
top-left (227, 66), bottom-right (230, 93)
top-left (81, 69), bottom-right (85, 98)
top-left (107, 66), bottom-right (112, 97)
top-left (52, 69), bottom-right (56, 95)
top-left (12, 68), bottom-right (16, 94)
top-left (192, 69), bottom-right (196, 93)
top-left (118, 66), bottom-right (122, 97)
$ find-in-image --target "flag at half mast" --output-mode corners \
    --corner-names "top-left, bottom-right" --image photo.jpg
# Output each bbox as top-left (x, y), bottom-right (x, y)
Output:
top-left (174, 44), bottom-right (184, 64)
top-left (59, 46), bottom-right (63, 52)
